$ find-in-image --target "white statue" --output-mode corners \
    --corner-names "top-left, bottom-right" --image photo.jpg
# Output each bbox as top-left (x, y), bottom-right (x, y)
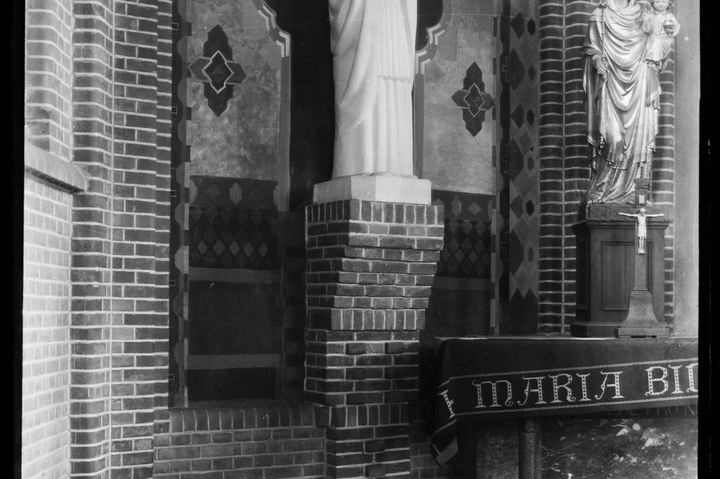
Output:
top-left (642, 0), bottom-right (680, 73)
top-left (328, 0), bottom-right (417, 178)
top-left (618, 208), bottom-right (664, 254)
top-left (582, 0), bottom-right (679, 204)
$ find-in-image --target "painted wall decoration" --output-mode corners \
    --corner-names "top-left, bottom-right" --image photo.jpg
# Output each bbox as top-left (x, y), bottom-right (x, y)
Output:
top-left (414, 0), bottom-right (497, 346)
top-left (421, 189), bottom-right (495, 401)
top-left (495, 0), bottom-right (540, 334)
top-left (188, 177), bottom-right (278, 270)
top-left (451, 62), bottom-right (495, 136)
top-left (169, 0), bottom-right (192, 407)
top-left (170, 0), bottom-right (294, 403)
top-left (414, 0), bottom-right (496, 195)
top-left (432, 190), bottom-right (493, 279)
top-left (186, 0), bottom-right (291, 201)
top-left (188, 25), bottom-right (248, 116)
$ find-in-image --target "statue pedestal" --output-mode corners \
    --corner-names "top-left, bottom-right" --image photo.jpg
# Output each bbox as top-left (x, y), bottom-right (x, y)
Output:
top-left (570, 204), bottom-right (671, 337)
top-left (313, 174), bottom-right (432, 205)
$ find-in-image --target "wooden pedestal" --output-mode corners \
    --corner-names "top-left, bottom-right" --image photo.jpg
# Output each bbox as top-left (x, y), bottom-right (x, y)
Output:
top-left (570, 204), bottom-right (670, 337)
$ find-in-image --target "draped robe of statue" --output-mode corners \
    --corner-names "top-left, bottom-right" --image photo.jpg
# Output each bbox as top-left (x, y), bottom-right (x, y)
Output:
top-left (583, 0), bottom-right (659, 204)
top-left (328, 0), bottom-right (417, 178)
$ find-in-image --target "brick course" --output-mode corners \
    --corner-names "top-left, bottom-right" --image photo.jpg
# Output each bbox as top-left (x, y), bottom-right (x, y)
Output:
top-left (152, 404), bottom-right (324, 479)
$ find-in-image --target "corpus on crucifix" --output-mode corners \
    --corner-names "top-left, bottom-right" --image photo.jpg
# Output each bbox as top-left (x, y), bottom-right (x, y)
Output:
top-left (618, 208), bottom-right (665, 254)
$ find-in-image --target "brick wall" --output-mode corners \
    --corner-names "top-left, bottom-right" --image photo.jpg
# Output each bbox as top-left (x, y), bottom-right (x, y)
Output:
top-left (25, 0), bottom-right (73, 158)
top-left (23, 0), bottom-right (75, 478)
top-left (108, 0), bottom-right (172, 475)
top-left (69, 0), bottom-right (115, 474)
top-left (652, 44), bottom-right (676, 325)
top-left (69, 0), bottom-right (173, 476)
top-left (152, 404), bottom-right (325, 478)
top-left (537, 0), bottom-right (566, 333)
top-left (22, 176), bottom-right (74, 479)
top-left (537, 0), bottom-right (676, 332)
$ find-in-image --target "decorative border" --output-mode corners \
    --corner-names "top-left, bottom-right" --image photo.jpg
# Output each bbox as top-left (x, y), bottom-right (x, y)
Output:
top-left (253, 0), bottom-right (291, 211)
top-left (415, 0), bottom-right (453, 75)
top-left (253, 0), bottom-right (291, 59)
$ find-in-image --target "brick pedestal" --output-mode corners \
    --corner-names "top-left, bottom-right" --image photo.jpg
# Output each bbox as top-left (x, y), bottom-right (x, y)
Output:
top-left (305, 199), bottom-right (444, 478)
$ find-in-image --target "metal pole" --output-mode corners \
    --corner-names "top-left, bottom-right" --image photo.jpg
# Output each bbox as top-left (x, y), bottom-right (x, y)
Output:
top-left (518, 418), bottom-right (541, 479)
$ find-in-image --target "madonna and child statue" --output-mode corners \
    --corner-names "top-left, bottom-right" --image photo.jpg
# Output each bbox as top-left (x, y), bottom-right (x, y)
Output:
top-left (573, 0), bottom-right (678, 338)
top-left (582, 0), bottom-right (679, 205)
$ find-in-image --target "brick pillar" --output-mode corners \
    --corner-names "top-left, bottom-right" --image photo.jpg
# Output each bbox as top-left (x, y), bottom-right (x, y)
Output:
top-left (304, 199), bottom-right (444, 478)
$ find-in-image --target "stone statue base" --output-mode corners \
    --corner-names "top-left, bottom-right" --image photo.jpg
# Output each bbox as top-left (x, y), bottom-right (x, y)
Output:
top-left (570, 203), bottom-right (671, 338)
top-left (313, 174), bottom-right (432, 205)
top-left (615, 289), bottom-right (670, 338)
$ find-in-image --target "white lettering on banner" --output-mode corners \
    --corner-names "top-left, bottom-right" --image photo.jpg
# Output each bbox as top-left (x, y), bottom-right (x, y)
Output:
top-left (645, 366), bottom-right (669, 396)
top-left (575, 373), bottom-right (592, 402)
top-left (443, 360), bottom-right (698, 416)
top-left (519, 376), bottom-right (547, 406)
top-left (686, 363), bottom-right (699, 393)
top-left (549, 373), bottom-right (577, 403)
top-left (646, 363), bottom-right (700, 396)
top-left (438, 389), bottom-right (456, 418)
top-left (472, 379), bottom-right (513, 408)
top-left (669, 365), bottom-right (684, 394)
top-left (594, 371), bottom-right (624, 400)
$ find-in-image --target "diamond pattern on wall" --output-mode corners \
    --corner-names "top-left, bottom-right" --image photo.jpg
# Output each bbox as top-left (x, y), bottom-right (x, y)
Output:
top-left (187, 25), bottom-right (247, 116)
top-left (451, 62), bottom-right (495, 136)
top-left (203, 50), bottom-right (235, 93)
top-left (190, 176), bottom-right (277, 209)
top-left (496, 0), bottom-right (540, 331)
top-left (510, 13), bottom-right (525, 38)
top-left (432, 190), bottom-right (493, 279)
top-left (189, 206), bottom-right (278, 269)
top-left (437, 219), bottom-right (491, 278)
top-left (511, 105), bottom-right (525, 128)
top-left (507, 49), bottom-right (525, 91)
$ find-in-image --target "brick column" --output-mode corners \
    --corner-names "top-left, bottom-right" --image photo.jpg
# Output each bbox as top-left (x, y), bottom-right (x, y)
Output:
top-left (304, 199), bottom-right (444, 478)
top-left (69, 1), bottom-right (172, 476)
top-left (537, 0), bottom-right (567, 333)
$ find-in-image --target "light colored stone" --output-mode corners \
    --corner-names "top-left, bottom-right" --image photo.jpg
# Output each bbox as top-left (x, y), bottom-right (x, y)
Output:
top-left (313, 175), bottom-right (432, 205)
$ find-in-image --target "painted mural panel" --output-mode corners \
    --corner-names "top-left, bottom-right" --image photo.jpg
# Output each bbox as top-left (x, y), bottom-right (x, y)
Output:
top-left (186, 0), bottom-right (285, 183)
top-left (416, 0), bottom-right (497, 195)
top-left (505, 0), bottom-right (540, 333)
top-left (172, 0), bottom-right (295, 403)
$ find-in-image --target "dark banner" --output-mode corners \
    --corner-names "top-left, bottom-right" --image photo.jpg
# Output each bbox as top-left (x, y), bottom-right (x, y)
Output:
top-left (431, 337), bottom-right (699, 466)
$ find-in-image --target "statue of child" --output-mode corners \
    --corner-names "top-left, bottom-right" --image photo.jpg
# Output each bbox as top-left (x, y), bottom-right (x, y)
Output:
top-left (642, 0), bottom-right (680, 74)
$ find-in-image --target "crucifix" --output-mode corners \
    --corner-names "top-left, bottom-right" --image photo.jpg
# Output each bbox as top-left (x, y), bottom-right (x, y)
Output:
top-left (615, 204), bottom-right (670, 338)
top-left (618, 208), bottom-right (664, 254)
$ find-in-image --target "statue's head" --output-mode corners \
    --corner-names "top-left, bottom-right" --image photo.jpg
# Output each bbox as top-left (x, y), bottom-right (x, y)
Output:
top-left (639, 208), bottom-right (647, 214)
top-left (650, 0), bottom-right (672, 12)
